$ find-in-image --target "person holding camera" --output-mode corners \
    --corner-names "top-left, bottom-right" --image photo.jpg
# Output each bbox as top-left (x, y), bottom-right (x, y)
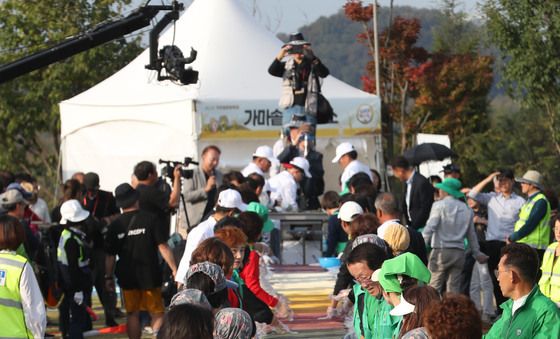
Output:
top-left (268, 32), bottom-right (329, 141)
top-left (183, 145), bottom-right (223, 228)
top-left (132, 161), bottom-right (181, 240)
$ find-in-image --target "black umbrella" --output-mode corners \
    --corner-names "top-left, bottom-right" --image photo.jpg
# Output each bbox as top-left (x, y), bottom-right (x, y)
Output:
top-left (403, 143), bottom-right (455, 166)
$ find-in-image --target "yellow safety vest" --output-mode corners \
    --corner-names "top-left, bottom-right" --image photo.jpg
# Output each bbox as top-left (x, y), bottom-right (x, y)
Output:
top-left (0, 252), bottom-right (34, 338)
top-left (57, 229), bottom-right (89, 268)
top-left (513, 193), bottom-right (551, 250)
top-left (538, 242), bottom-right (560, 303)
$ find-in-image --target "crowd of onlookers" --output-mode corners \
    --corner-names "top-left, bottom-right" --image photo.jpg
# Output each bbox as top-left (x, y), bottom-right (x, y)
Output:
top-left (1, 136), bottom-right (560, 339)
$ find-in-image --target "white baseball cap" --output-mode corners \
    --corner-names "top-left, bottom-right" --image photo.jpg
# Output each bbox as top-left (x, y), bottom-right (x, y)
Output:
top-left (338, 201), bottom-right (363, 222)
top-left (217, 189), bottom-right (247, 211)
top-left (331, 142), bottom-right (356, 163)
top-left (253, 146), bottom-right (277, 164)
top-left (289, 157), bottom-right (312, 178)
top-left (60, 199), bottom-right (90, 225)
top-left (389, 295), bottom-right (416, 317)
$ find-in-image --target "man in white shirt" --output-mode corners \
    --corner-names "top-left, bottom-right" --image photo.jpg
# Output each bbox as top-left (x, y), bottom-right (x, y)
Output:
top-left (268, 157), bottom-right (311, 212)
top-left (241, 145), bottom-right (276, 178)
top-left (375, 192), bottom-right (427, 264)
top-left (175, 189), bottom-right (247, 284)
top-left (331, 142), bottom-right (372, 192)
top-left (242, 145), bottom-right (277, 206)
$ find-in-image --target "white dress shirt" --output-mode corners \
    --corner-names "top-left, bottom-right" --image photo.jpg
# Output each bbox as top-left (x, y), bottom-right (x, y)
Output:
top-left (0, 250), bottom-right (46, 338)
top-left (175, 216), bottom-right (217, 283)
top-left (512, 292), bottom-right (530, 315)
top-left (405, 171), bottom-right (416, 221)
top-left (340, 160), bottom-right (372, 189)
top-left (268, 171), bottom-right (298, 211)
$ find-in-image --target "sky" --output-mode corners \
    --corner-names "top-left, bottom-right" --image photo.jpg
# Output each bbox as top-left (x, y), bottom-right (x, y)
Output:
top-left (237, 0), bottom-right (484, 33)
top-left (136, 1), bottom-right (484, 35)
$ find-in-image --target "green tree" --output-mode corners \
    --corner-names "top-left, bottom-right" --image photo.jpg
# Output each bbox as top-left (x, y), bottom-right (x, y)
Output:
top-left (484, 0), bottom-right (560, 156)
top-left (0, 0), bottom-right (142, 201)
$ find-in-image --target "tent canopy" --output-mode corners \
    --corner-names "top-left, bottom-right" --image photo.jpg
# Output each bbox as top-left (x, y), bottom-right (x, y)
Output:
top-left (60, 0), bottom-right (381, 191)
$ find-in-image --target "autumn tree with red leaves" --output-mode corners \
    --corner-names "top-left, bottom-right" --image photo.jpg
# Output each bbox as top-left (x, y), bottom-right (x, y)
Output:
top-left (344, 0), bottom-right (493, 157)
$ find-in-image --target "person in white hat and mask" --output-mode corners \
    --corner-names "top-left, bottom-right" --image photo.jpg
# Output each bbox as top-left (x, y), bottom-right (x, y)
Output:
top-left (57, 199), bottom-right (93, 339)
top-left (175, 189), bottom-right (247, 285)
top-left (332, 142), bottom-right (372, 193)
top-left (508, 170), bottom-right (551, 258)
top-left (268, 157), bottom-right (311, 212)
top-left (241, 145), bottom-right (277, 178)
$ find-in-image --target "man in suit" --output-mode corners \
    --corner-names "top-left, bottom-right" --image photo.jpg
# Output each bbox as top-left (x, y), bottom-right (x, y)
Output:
top-left (391, 156), bottom-right (434, 231)
top-left (183, 145), bottom-right (223, 228)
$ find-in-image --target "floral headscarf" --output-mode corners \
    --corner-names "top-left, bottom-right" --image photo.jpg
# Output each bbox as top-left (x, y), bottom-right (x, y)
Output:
top-left (214, 308), bottom-right (253, 339)
top-left (169, 288), bottom-right (211, 310)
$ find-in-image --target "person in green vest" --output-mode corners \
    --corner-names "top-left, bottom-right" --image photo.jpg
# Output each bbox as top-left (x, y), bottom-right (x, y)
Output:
top-left (538, 217), bottom-right (560, 307)
top-left (508, 170), bottom-right (551, 258)
top-left (57, 199), bottom-right (93, 339)
top-left (346, 242), bottom-right (394, 339)
top-left (0, 214), bottom-right (46, 338)
top-left (485, 243), bottom-right (560, 339)
top-left (372, 252), bottom-right (432, 339)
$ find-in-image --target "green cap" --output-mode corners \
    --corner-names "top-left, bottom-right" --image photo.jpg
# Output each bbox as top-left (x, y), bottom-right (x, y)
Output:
top-left (374, 253), bottom-right (431, 293)
top-left (247, 202), bottom-right (274, 233)
top-left (434, 178), bottom-right (465, 199)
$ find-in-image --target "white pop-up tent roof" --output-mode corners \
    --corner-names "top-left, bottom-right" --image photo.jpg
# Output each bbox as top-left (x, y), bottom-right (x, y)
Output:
top-left (60, 0), bottom-right (381, 191)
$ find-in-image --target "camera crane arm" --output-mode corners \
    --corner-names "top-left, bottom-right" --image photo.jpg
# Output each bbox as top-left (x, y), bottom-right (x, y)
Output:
top-left (0, 1), bottom-right (184, 85)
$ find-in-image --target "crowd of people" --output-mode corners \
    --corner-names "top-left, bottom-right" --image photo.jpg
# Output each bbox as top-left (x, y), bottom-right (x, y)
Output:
top-left (2, 138), bottom-right (560, 339)
top-left (319, 156), bottom-right (560, 338)
top-left (1, 31), bottom-right (560, 339)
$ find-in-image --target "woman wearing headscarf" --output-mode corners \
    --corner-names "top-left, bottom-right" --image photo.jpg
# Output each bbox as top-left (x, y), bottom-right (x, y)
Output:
top-left (214, 308), bottom-right (253, 339)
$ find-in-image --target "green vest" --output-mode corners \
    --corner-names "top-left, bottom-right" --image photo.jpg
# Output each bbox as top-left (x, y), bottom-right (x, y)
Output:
top-left (538, 242), bottom-right (560, 303)
top-left (353, 283), bottom-right (399, 339)
top-left (514, 193), bottom-right (551, 250)
top-left (57, 229), bottom-right (89, 268)
top-left (0, 252), bottom-right (34, 338)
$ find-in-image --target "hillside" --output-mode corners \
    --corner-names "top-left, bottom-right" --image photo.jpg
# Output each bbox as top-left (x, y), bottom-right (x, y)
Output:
top-left (278, 6), bottom-right (446, 88)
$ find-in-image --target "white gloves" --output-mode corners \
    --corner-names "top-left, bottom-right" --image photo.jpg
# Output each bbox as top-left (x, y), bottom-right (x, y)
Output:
top-left (73, 291), bottom-right (84, 305)
top-left (274, 295), bottom-right (293, 320)
top-left (318, 306), bottom-right (339, 320)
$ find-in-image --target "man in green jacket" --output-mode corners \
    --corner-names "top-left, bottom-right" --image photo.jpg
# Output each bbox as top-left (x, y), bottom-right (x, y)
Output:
top-left (485, 243), bottom-right (560, 339)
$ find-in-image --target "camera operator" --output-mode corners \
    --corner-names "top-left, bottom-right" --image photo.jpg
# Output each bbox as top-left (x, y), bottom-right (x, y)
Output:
top-left (131, 161), bottom-right (181, 239)
top-left (183, 145), bottom-right (223, 228)
top-left (268, 32), bottom-right (329, 141)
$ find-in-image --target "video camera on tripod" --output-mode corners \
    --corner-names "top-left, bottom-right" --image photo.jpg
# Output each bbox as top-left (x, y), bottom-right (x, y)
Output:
top-left (159, 157), bottom-right (199, 180)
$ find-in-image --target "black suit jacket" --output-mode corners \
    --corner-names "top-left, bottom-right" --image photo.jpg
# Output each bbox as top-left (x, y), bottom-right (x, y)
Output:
top-left (402, 172), bottom-right (434, 230)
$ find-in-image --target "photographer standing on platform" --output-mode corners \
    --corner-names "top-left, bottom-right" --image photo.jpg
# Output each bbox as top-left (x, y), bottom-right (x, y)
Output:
top-left (268, 32), bottom-right (329, 141)
top-left (183, 145), bottom-right (223, 228)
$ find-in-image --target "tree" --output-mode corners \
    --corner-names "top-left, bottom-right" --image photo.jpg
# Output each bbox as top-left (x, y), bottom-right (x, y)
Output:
top-left (344, 1), bottom-right (428, 152)
top-left (484, 0), bottom-right (560, 157)
top-left (0, 0), bottom-right (142, 201)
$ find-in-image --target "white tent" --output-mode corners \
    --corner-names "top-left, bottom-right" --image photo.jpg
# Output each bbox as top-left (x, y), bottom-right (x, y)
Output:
top-left (60, 0), bottom-right (382, 192)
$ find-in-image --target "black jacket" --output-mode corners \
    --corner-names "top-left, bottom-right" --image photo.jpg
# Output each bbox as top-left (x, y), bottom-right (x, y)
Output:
top-left (406, 226), bottom-right (428, 265)
top-left (402, 172), bottom-right (434, 230)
